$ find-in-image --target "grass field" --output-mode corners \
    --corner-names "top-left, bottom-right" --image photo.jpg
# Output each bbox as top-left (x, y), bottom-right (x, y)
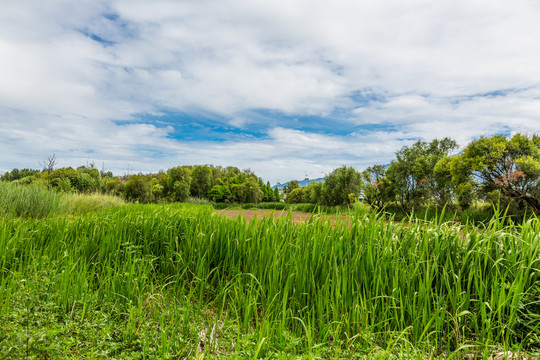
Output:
top-left (0, 184), bottom-right (539, 359)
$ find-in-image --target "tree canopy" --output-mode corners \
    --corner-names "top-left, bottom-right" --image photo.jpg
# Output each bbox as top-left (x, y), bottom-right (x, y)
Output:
top-left (455, 134), bottom-right (540, 213)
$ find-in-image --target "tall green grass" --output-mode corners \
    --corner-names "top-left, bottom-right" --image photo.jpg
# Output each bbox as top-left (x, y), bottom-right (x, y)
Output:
top-left (0, 181), bottom-right (125, 218)
top-left (0, 203), bottom-right (538, 358)
top-left (0, 181), bottom-right (62, 218)
top-left (219, 201), bottom-right (373, 217)
top-left (60, 191), bottom-right (126, 215)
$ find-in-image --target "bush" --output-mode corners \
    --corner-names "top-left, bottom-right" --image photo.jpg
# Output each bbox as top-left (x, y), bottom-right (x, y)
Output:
top-left (74, 172), bottom-right (100, 193)
top-left (213, 202), bottom-right (230, 210)
top-left (52, 177), bottom-right (73, 192)
top-left (292, 203), bottom-right (317, 213)
top-left (47, 167), bottom-right (78, 190)
top-left (123, 175), bottom-right (152, 203)
top-left (105, 179), bottom-right (121, 194)
top-left (12, 175), bottom-right (39, 185)
top-left (256, 202), bottom-right (288, 210)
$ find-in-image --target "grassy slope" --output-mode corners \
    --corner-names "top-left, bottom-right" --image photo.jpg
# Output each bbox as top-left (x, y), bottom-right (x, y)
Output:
top-left (0, 194), bottom-right (539, 358)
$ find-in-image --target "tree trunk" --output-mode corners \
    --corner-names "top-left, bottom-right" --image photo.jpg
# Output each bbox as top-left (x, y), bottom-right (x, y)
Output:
top-left (521, 194), bottom-right (540, 214)
top-left (503, 187), bottom-right (540, 215)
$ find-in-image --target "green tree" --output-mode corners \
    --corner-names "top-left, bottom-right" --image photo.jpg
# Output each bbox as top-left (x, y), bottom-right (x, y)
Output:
top-left (262, 181), bottom-right (275, 202)
top-left (230, 183), bottom-right (246, 203)
top-left (166, 166), bottom-right (191, 202)
top-left (190, 165), bottom-right (213, 198)
top-left (105, 179), bottom-right (121, 195)
top-left (273, 187), bottom-right (281, 202)
top-left (361, 164), bottom-right (392, 208)
top-left (243, 179), bottom-right (264, 203)
top-left (172, 180), bottom-right (191, 202)
top-left (150, 178), bottom-right (164, 202)
top-left (323, 166), bottom-right (362, 206)
top-left (434, 155), bottom-right (475, 208)
top-left (456, 134), bottom-right (540, 213)
top-left (75, 165), bottom-right (102, 192)
top-left (1, 168), bottom-right (41, 182)
top-left (47, 167), bottom-right (78, 191)
top-left (207, 185), bottom-right (232, 202)
top-left (123, 175), bottom-right (152, 203)
top-left (387, 138), bottom-right (457, 211)
top-left (305, 182), bottom-right (324, 204)
top-left (286, 187), bottom-right (305, 204)
top-left (283, 180), bottom-right (300, 196)
top-left (423, 138), bottom-right (458, 205)
top-left (432, 156), bottom-right (454, 205)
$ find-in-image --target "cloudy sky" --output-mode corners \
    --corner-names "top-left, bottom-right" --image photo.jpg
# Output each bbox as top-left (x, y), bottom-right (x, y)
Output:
top-left (1, 0), bottom-right (539, 183)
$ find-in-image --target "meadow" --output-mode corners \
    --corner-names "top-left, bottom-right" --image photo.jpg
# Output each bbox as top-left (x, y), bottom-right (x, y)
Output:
top-left (0, 183), bottom-right (539, 359)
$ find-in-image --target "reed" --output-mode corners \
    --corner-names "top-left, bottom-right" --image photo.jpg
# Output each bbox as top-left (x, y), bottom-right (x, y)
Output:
top-left (0, 203), bottom-right (538, 358)
top-left (0, 181), bottom-right (62, 218)
top-left (0, 181), bottom-right (125, 219)
top-left (59, 191), bottom-right (126, 215)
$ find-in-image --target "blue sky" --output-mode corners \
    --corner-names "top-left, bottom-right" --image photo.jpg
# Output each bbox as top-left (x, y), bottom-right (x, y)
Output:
top-left (1, 0), bottom-right (539, 184)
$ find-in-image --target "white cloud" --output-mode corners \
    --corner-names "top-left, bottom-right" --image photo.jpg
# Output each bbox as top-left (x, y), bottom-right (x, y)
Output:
top-left (1, 0), bottom-right (540, 182)
top-left (352, 88), bottom-right (540, 147)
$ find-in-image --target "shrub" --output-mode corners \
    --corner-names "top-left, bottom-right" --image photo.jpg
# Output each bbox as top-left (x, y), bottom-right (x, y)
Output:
top-left (292, 203), bottom-right (317, 213)
top-left (12, 175), bottom-right (39, 185)
top-left (213, 202), bottom-right (230, 210)
top-left (52, 177), bottom-right (73, 192)
top-left (256, 202), bottom-right (288, 210)
top-left (123, 175), bottom-right (152, 203)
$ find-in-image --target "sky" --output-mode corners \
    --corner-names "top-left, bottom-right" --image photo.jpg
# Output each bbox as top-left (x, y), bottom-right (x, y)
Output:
top-left (1, 0), bottom-right (539, 184)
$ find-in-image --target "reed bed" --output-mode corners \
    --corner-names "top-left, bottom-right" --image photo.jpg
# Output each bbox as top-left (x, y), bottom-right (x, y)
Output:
top-left (0, 181), bottom-right (62, 218)
top-left (0, 181), bottom-right (125, 219)
top-left (0, 203), bottom-right (538, 358)
top-left (59, 191), bottom-right (126, 215)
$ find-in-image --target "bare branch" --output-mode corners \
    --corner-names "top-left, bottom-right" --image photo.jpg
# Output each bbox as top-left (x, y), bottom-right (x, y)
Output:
top-left (40, 154), bottom-right (57, 174)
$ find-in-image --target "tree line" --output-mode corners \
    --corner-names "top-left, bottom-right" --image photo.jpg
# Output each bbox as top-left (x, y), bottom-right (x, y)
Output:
top-left (283, 133), bottom-right (540, 215)
top-left (1, 164), bottom-right (279, 204)
top-left (2, 133), bottom-right (539, 214)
